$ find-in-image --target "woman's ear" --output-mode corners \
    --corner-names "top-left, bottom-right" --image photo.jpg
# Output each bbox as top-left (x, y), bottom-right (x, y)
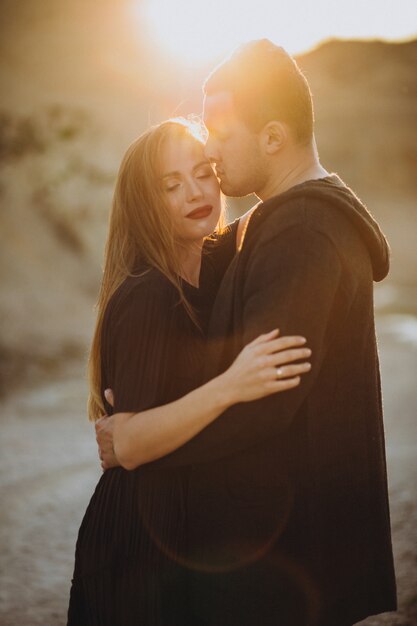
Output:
top-left (260, 121), bottom-right (288, 154)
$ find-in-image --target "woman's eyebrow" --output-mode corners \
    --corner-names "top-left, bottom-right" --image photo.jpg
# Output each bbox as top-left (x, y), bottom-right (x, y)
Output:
top-left (161, 161), bottom-right (211, 179)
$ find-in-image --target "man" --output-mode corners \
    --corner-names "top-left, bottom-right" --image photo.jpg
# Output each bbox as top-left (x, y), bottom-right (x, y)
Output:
top-left (98, 40), bottom-right (396, 625)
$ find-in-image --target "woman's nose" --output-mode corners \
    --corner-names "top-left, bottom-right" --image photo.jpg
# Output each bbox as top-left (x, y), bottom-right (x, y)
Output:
top-left (185, 179), bottom-right (203, 202)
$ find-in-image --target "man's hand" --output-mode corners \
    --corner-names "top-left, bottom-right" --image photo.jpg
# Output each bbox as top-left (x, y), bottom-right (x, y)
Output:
top-left (95, 389), bottom-right (119, 470)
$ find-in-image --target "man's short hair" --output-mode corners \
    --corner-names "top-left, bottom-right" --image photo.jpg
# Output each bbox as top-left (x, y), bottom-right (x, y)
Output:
top-left (204, 39), bottom-right (314, 145)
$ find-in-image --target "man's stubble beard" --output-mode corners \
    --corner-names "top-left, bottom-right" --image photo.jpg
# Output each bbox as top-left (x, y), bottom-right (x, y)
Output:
top-left (219, 175), bottom-right (258, 199)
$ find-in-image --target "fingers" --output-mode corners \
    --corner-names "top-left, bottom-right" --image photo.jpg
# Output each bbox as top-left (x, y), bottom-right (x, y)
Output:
top-left (258, 361), bottom-right (311, 385)
top-left (256, 335), bottom-right (307, 355)
top-left (101, 455), bottom-right (119, 471)
top-left (266, 347), bottom-right (312, 367)
top-left (249, 329), bottom-right (280, 345)
top-left (95, 415), bottom-right (110, 435)
top-left (275, 362), bottom-right (311, 378)
top-left (104, 388), bottom-right (115, 407)
top-left (265, 376), bottom-right (301, 392)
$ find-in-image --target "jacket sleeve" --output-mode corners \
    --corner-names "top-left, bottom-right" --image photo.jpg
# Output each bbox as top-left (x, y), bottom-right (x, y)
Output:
top-left (152, 224), bottom-right (343, 469)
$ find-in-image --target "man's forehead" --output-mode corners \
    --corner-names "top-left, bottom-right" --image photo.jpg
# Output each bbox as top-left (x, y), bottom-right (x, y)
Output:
top-left (203, 91), bottom-right (236, 126)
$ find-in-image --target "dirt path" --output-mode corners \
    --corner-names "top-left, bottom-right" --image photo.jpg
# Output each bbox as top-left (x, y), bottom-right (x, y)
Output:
top-left (0, 316), bottom-right (416, 625)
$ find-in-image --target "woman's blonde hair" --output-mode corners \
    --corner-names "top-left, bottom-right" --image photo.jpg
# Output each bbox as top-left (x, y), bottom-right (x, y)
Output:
top-left (88, 118), bottom-right (224, 422)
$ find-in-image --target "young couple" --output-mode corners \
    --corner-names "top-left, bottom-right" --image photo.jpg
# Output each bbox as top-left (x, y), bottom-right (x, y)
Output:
top-left (68, 40), bottom-right (396, 626)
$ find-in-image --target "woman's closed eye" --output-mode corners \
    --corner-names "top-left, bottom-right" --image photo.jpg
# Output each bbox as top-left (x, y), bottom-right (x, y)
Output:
top-left (195, 166), bottom-right (215, 180)
top-left (163, 166), bottom-right (214, 191)
top-left (164, 182), bottom-right (181, 192)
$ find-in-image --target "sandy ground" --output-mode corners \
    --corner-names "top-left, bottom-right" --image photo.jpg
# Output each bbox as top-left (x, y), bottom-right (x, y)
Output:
top-left (0, 315), bottom-right (416, 626)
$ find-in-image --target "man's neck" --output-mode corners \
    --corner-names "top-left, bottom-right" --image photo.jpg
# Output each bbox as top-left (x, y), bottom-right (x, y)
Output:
top-left (257, 142), bottom-right (329, 202)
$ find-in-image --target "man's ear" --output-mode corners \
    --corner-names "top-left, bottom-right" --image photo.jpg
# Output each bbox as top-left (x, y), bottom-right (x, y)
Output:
top-left (260, 121), bottom-right (288, 154)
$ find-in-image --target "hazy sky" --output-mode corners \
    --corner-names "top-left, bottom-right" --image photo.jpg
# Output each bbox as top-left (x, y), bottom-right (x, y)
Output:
top-left (134, 0), bottom-right (417, 65)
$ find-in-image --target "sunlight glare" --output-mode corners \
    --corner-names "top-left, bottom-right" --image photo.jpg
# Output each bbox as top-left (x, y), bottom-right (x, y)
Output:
top-left (138, 0), bottom-right (309, 66)
top-left (135, 0), bottom-right (417, 67)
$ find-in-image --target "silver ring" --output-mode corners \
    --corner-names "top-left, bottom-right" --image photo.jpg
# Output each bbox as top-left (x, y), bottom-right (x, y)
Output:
top-left (276, 367), bottom-right (284, 379)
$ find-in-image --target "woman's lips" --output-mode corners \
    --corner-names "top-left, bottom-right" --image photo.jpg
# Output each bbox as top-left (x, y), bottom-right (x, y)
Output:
top-left (186, 205), bottom-right (213, 219)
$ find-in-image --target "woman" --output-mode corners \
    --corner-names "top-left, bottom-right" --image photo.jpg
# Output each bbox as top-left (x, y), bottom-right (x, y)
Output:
top-left (67, 118), bottom-right (311, 625)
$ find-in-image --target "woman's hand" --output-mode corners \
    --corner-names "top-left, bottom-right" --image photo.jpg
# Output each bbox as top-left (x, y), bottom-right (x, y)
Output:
top-left (221, 329), bottom-right (311, 405)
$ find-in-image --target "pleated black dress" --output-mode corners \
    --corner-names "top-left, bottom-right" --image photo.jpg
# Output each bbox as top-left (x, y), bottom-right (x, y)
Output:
top-left (67, 223), bottom-right (238, 626)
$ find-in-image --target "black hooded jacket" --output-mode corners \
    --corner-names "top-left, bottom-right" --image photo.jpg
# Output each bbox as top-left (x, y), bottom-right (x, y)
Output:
top-left (156, 175), bottom-right (397, 625)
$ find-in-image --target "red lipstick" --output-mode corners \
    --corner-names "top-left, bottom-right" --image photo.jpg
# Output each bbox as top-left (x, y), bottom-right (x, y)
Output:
top-left (186, 205), bottom-right (213, 219)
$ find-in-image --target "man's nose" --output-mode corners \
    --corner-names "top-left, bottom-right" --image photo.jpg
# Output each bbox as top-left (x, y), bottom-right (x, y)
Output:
top-left (204, 136), bottom-right (219, 164)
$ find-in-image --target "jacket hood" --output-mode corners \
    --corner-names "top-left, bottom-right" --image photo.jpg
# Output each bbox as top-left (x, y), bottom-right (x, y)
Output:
top-left (261, 174), bottom-right (390, 282)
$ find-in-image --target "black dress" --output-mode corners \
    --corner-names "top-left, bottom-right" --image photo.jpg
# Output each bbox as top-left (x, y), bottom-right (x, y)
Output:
top-left (67, 223), bottom-right (238, 626)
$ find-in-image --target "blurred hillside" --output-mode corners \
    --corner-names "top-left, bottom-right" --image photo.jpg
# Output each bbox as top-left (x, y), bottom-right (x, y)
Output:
top-left (298, 38), bottom-right (417, 204)
top-left (297, 39), bottom-right (417, 307)
top-left (0, 0), bottom-right (416, 393)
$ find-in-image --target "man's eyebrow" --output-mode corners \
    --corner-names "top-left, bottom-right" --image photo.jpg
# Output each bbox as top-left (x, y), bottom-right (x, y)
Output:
top-left (161, 160), bottom-right (211, 179)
